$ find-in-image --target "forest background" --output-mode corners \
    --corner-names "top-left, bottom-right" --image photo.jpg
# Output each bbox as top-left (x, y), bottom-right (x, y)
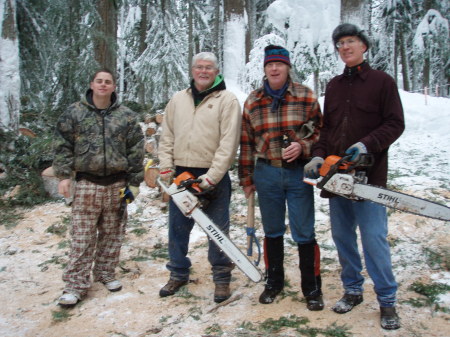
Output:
top-left (0, 0), bottom-right (449, 208)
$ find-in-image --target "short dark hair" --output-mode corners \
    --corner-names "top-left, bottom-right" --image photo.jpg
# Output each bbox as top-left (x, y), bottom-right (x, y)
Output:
top-left (91, 68), bottom-right (116, 84)
top-left (332, 23), bottom-right (370, 51)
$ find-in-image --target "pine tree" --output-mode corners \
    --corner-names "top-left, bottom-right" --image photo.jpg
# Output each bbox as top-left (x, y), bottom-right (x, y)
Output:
top-left (17, 0), bottom-right (97, 127)
top-left (130, 0), bottom-right (188, 106)
top-left (413, 9), bottom-right (449, 97)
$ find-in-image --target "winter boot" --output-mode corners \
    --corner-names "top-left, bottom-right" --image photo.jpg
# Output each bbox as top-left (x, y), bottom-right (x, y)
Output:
top-left (332, 293), bottom-right (363, 313)
top-left (380, 306), bottom-right (400, 330)
top-left (159, 279), bottom-right (188, 297)
top-left (259, 236), bottom-right (284, 304)
top-left (214, 283), bottom-right (231, 303)
top-left (298, 240), bottom-right (324, 311)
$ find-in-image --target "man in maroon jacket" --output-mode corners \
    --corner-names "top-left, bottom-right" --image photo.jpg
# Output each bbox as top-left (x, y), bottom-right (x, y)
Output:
top-left (304, 23), bottom-right (404, 330)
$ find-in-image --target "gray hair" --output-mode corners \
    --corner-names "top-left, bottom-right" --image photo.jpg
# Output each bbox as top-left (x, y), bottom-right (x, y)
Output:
top-left (192, 52), bottom-right (219, 69)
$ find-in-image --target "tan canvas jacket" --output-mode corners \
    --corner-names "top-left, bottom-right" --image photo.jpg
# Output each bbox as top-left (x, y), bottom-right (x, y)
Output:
top-left (158, 87), bottom-right (242, 183)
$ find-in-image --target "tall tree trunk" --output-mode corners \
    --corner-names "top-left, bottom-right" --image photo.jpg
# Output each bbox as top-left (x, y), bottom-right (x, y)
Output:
top-left (65, 0), bottom-right (81, 104)
top-left (393, 21), bottom-right (398, 84)
top-left (340, 0), bottom-right (368, 27)
top-left (94, 0), bottom-right (118, 73)
top-left (188, 2), bottom-right (193, 67)
top-left (213, 0), bottom-right (223, 68)
top-left (399, 30), bottom-right (411, 91)
top-left (223, 0), bottom-right (245, 84)
top-left (0, 0), bottom-right (20, 132)
top-left (313, 69), bottom-right (319, 96)
top-left (422, 37), bottom-right (430, 90)
top-left (137, 1), bottom-right (148, 105)
top-left (245, 0), bottom-right (256, 63)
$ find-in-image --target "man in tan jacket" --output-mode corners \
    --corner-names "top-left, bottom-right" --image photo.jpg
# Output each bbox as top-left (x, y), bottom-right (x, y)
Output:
top-left (158, 52), bottom-right (242, 303)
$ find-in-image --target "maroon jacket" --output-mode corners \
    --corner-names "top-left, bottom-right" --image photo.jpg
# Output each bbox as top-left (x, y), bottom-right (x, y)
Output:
top-left (313, 62), bottom-right (404, 194)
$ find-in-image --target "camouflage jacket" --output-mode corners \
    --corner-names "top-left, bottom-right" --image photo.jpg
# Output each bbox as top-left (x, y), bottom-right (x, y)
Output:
top-left (53, 90), bottom-right (144, 186)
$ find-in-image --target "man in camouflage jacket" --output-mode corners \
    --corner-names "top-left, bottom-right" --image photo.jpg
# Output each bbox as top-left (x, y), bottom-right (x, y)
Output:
top-left (53, 69), bottom-right (144, 308)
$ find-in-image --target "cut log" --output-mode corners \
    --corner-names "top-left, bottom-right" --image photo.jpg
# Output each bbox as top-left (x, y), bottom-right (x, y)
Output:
top-left (144, 167), bottom-right (160, 188)
top-left (146, 127), bottom-right (156, 137)
top-left (145, 141), bottom-right (155, 154)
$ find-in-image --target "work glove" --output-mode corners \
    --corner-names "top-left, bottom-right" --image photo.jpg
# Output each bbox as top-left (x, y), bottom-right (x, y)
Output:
top-left (345, 142), bottom-right (367, 162)
top-left (198, 174), bottom-right (216, 191)
top-left (159, 168), bottom-right (174, 186)
top-left (120, 186), bottom-right (135, 204)
top-left (129, 185), bottom-right (140, 199)
top-left (304, 157), bottom-right (324, 179)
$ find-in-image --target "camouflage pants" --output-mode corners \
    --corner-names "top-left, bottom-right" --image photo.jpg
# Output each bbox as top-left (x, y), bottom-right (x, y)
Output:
top-left (62, 179), bottom-right (126, 297)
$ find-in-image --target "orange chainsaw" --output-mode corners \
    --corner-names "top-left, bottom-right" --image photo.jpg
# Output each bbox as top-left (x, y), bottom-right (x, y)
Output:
top-left (304, 155), bottom-right (450, 221)
top-left (158, 172), bottom-right (263, 282)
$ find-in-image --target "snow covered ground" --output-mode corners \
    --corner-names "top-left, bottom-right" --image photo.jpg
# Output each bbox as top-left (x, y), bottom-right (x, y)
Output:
top-left (0, 90), bottom-right (448, 337)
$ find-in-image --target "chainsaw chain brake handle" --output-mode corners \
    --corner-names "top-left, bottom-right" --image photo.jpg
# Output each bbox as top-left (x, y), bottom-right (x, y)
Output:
top-left (317, 154), bottom-right (374, 189)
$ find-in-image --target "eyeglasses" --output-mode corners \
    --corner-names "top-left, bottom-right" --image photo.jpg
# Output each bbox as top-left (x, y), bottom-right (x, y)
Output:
top-left (335, 38), bottom-right (359, 49)
top-left (193, 65), bottom-right (216, 71)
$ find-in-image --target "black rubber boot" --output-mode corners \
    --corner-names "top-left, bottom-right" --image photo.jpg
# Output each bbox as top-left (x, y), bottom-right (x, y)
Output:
top-left (298, 240), bottom-right (324, 311)
top-left (259, 236), bottom-right (284, 304)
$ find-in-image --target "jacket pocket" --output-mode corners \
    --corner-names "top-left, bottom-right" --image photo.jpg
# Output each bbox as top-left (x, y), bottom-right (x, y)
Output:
top-left (75, 142), bottom-right (90, 155)
top-left (256, 132), bottom-right (270, 154)
top-left (354, 99), bottom-right (378, 114)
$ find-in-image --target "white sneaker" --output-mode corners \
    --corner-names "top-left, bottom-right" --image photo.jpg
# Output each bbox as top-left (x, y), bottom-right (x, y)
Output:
top-left (58, 292), bottom-right (80, 308)
top-left (103, 279), bottom-right (122, 292)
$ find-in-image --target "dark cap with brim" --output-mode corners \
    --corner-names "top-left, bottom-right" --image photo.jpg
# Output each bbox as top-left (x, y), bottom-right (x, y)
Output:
top-left (332, 23), bottom-right (370, 51)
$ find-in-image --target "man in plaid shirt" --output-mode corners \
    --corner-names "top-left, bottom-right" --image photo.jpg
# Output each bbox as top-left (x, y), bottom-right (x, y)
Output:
top-left (238, 45), bottom-right (324, 310)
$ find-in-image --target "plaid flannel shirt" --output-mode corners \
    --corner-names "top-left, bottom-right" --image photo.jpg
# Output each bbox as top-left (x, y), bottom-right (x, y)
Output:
top-left (238, 81), bottom-right (323, 187)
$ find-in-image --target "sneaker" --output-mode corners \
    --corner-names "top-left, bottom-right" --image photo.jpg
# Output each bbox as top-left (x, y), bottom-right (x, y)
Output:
top-left (380, 307), bottom-right (400, 330)
top-left (306, 295), bottom-right (324, 311)
top-left (259, 287), bottom-right (283, 304)
top-left (57, 292), bottom-right (80, 308)
top-left (103, 279), bottom-right (122, 292)
top-left (332, 293), bottom-right (363, 314)
top-left (214, 283), bottom-right (231, 303)
top-left (159, 279), bottom-right (188, 297)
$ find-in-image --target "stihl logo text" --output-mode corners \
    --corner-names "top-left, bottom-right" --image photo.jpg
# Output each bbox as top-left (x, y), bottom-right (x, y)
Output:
top-left (205, 224), bottom-right (224, 244)
top-left (377, 193), bottom-right (399, 203)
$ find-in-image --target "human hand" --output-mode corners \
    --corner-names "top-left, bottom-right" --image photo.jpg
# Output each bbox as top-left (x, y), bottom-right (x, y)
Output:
top-left (198, 174), bottom-right (216, 191)
top-left (345, 142), bottom-right (367, 162)
top-left (304, 157), bottom-right (324, 179)
top-left (243, 185), bottom-right (256, 199)
top-left (58, 179), bottom-right (72, 198)
top-left (159, 168), bottom-right (174, 185)
top-left (282, 142), bottom-right (302, 162)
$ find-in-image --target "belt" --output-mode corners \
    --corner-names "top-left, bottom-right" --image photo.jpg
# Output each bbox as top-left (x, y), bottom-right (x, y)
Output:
top-left (76, 172), bottom-right (127, 186)
top-left (257, 158), bottom-right (303, 169)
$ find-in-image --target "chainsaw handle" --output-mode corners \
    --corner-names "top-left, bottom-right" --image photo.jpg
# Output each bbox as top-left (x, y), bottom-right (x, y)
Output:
top-left (177, 178), bottom-right (202, 190)
top-left (317, 155), bottom-right (351, 189)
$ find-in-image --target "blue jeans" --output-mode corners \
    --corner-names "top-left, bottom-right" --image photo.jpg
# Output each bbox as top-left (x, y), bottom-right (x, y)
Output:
top-left (166, 167), bottom-right (233, 284)
top-left (253, 160), bottom-right (315, 244)
top-left (329, 196), bottom-right (397, 307)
